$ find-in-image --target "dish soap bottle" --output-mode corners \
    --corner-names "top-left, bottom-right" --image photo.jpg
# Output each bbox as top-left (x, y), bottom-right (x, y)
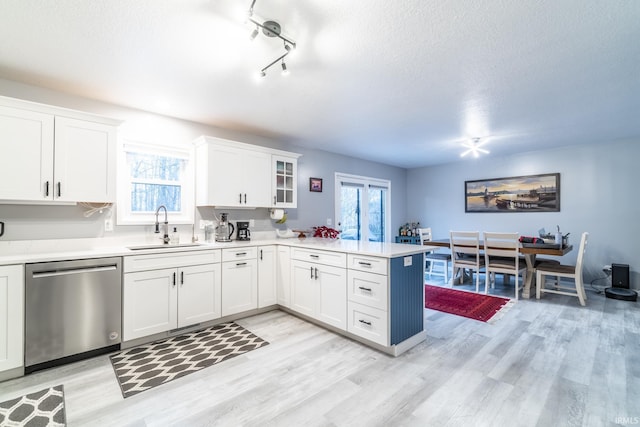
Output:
top-left (170, 227), bottom-right (180, 245)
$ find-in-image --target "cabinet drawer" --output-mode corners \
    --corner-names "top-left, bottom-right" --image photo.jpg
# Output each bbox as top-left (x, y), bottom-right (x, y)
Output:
top-left (222, 246), bottom-right (257, 262)
top-left (124, 249), bottom-right (220, 272)
top-left (291, 247), bottom-right (346, 268)
top-left (347, 254), bottom-right (388, 275)
top-left (347, 301), bottom-right (388, 347)
top-left (347, 270), bottom-right (388, 311)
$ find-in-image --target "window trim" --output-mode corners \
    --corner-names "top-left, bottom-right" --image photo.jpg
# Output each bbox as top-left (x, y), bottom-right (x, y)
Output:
top-left (116, 139), bottom-right (194, 226)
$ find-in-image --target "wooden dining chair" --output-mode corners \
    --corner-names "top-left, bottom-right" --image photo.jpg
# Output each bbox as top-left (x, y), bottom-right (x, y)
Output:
top-left (536, 232), bottom-right (589, 306)
top-left (417, 228), bottom-right (451, 282)
top-left (450, 231), bottom-right (485, 292)
top-left (483, 232), bottom-right (527, 300)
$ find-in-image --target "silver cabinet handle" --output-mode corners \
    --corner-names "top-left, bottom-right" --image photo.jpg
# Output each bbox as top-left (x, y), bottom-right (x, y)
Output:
top-left (358, 286), bottom-right (372, 292)
top-left (45, 181), bottom-right (49, 197)
top-left (239, 193), bottom-right (242, 204)
top-left (236, 252), bottom-right (247, 256)
top-left (180, 271), bottom-right (184, 285)
top-left (358, 261), bottom-right (372, 267)
top-left (57, 182), bottom-right (61, 197)
top-left (310, 254), bottom-right (320, 259)
top-left (244, 194), bottom-right (247, 204)
top-left (236, 262), bottom-right (247, 266)
top-left (310, 266), bottom-right (314, 279)
top-left (260, 250), bottom-right (263, 260)
top-left (314, 267), bottom-right (319, 280)
top-left (359, 319), bottom-right (372, 326)
top-left (172, 272), bottom-right (176, 287)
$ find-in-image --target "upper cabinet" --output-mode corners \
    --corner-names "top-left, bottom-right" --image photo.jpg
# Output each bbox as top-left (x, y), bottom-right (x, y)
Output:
top-left (0, 96), bottom-right (120, 203)
top-left (272, 155), bottom-right (298, 208)
top-left (194, 136), bottom-right (301, 209)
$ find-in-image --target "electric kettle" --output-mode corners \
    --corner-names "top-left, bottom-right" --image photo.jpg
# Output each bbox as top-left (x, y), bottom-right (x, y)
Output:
top-left (215, 213), bottom-right (235, 242)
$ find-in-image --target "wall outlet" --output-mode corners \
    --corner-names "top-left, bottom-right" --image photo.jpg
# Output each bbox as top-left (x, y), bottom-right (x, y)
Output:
top-left (104, 218), bottom-right (114, 232)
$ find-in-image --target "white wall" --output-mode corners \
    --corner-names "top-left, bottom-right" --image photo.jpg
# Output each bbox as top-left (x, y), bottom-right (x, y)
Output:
top-left (406, 140), bottom-right (640, 288)
top-left (0, 79), bottom-right (406, 242)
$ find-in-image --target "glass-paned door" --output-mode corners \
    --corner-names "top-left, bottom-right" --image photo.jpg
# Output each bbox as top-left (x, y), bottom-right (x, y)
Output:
top-left (273, 156), bottom-right (297, 207)
top-left (336, 174), bottom-right (390, 242)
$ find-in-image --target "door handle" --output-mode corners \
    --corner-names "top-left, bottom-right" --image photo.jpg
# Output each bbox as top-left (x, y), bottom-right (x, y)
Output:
top-left (314, 267), bottom-right (319, 280)
top-left (358, 262), bottom-right (372, 267)
top-left (45, 181), bottom-right (49, 197)
top-left (57, 182), bottom-right (61, 197)
top-left (244, 193), bottom-right (247, 204)
top-left (310, 266), bottom-right (314, 279)
top-left (172, 272), bottom-right (176, 287)
top-left (358, 286), bottom-right (372, 292)
top-left (358, 319), bottom-right (372, 326)
top-left (236, 262), bottom-right (247, 266)
top-left (239, 193), bottom-right (242, 204)
top-left (180, 271), bottom-right (184, 285)
top-left (260, 249), bottom-right (263, 260)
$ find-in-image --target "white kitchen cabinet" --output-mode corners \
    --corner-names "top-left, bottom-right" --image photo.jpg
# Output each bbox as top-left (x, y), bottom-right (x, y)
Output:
top-left (194, 137), bottom-right (271, 207)
top-left (257, 245), bottom-right (277, 308)
top-left (123, 250), bottom-right (221, 341)
top-left (221, 247), bottom-right (258, 316)
top-left (271, 155), bottom-right (298, 208)
top-left (276, 245), bottom-right (291, 307)
top-left (291, 259), bottom-right (347, 331)
top-left (194, 136), bottom-right (301, 208)
top-left (0, 98), bottom-right (119, 203)
top-left (0, 264), bottom-right (24, 375)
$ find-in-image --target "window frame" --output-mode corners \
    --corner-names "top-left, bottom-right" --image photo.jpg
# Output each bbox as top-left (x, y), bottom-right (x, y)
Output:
top-left (116, 139), bottom-right (194, 226)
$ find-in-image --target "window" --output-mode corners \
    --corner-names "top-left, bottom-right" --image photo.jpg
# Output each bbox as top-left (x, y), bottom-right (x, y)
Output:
top-left (335, 173), bottom-right (390, 242)
top-left (117, 141), bottom-right (194, 225)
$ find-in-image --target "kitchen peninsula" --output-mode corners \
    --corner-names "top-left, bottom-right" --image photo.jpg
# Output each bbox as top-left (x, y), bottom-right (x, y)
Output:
top-left (0, 236), bottom-right (426, 381)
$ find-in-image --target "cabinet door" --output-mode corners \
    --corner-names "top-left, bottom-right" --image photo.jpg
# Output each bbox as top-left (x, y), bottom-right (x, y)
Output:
top-left (0, 106), bottom-right (54, 201)
top-left (199, 145), bottom-right (244, 206)
top-left (53, 117), bottom-right (116, 202)
top-left (178, 263), bottom-right (222, 327)
top-left (221, 259), bottom-right (258, 316)
top-left (272, 155), bottom-right (297, 208)
top-left (276, 246), bottom-right (291, 307)
top-left (257, 246), bottom-right (277, 308)
top-left (290, 260), bottom-right (316, 318)
top-left (316, 264), bottom-right (347, 330)
top-left (123, 268), bottom-right (177, 341)
top-left (0, 265), bottom-right (24, 373)
top-left (243, 149), bottom-right (271, 207)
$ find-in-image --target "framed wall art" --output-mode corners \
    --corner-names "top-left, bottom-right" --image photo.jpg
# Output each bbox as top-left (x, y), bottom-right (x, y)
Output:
top-left (309, 177), bottom-right (323, 192)
top-left (465, 173), bottom-right (560, 213)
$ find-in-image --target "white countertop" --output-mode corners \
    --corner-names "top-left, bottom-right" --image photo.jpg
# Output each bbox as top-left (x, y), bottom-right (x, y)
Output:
top-left (0, 236), bottom-right (425, 265)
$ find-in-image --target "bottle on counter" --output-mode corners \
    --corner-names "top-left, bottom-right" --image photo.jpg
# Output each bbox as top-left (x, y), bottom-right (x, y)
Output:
top-left (170, 227), bottom-right (180, 245)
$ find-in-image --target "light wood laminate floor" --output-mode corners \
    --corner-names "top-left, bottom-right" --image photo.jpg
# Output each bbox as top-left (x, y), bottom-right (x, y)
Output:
top-left (1, 278), bottom-right (638, 426)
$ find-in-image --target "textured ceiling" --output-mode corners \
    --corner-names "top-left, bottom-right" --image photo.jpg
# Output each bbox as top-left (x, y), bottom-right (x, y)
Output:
top-left (0, 0), bottom-right (639, 168)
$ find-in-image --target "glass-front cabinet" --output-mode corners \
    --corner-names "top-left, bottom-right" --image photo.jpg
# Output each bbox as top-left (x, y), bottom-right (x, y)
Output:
top-left (272, 155), bottom-right (298, 208)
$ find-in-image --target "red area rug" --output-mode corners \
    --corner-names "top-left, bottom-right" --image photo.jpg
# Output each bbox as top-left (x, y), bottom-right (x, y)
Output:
top-left (425, 284), bottom-right (512, 323)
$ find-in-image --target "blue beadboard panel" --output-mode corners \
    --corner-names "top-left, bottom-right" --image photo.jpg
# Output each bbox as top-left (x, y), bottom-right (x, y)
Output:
top-left (390, 253), bottom-right (424, 345)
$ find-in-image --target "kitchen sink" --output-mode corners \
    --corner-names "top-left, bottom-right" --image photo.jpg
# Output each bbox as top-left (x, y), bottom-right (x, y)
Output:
top-left (127, 243), bottom-right (203, 251)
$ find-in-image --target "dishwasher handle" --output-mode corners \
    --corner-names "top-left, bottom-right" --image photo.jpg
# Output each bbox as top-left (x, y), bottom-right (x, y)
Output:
top-left (31, 265), bottom-right (118, 279)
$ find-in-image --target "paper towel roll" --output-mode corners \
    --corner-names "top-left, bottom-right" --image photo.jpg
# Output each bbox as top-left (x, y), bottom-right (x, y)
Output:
top-left (270, 209), bottom-right (285, 220)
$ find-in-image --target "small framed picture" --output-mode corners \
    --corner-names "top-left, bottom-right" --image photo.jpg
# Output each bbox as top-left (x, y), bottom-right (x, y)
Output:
top-left (309, 177), bottom-right (323, 192)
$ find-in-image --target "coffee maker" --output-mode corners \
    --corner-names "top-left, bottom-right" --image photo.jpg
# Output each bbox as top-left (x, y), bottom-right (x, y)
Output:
top-left (236, 221), bottom-right (251, 241)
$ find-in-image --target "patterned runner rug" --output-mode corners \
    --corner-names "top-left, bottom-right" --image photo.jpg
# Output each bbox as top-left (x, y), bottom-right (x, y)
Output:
top-left (110, 322), bottom-right (269, 398)
top-left (0, 385), bottom-right (66, 427)
top-left (425, 284), bottom-right (513, 323)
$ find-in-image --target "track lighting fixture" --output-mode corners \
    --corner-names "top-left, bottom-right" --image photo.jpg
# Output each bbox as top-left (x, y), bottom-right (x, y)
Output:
top-left (249, 27), bottom-right (259, 41)
top-left (460, 138), bottom-right (490, 158)
top-left (246, 0), bottom-right (297, 77)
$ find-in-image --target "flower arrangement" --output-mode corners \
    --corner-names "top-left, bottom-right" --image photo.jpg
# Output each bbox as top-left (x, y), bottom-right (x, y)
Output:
top-left (313, 226), bottom-right (340, 239)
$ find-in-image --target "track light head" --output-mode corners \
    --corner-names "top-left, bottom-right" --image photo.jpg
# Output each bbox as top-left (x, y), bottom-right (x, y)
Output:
top-left (281, 61), bottom-right (289, 76)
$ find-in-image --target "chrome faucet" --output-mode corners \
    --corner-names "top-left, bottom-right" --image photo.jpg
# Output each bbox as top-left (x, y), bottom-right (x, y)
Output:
top-left (155, 205), bottom-right (170, 244)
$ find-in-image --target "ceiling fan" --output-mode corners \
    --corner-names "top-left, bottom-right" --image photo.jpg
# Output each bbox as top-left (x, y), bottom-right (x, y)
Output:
top-left (460, 138), bottom-right (490, 158)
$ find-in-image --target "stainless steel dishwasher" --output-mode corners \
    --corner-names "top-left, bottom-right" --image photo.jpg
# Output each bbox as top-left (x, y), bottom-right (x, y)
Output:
top-left (25, 257), bottom-right (122, 373)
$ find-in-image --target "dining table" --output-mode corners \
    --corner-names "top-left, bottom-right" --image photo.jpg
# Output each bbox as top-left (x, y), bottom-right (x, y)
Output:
top-left (422, 239), bottom-right (573, 299)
